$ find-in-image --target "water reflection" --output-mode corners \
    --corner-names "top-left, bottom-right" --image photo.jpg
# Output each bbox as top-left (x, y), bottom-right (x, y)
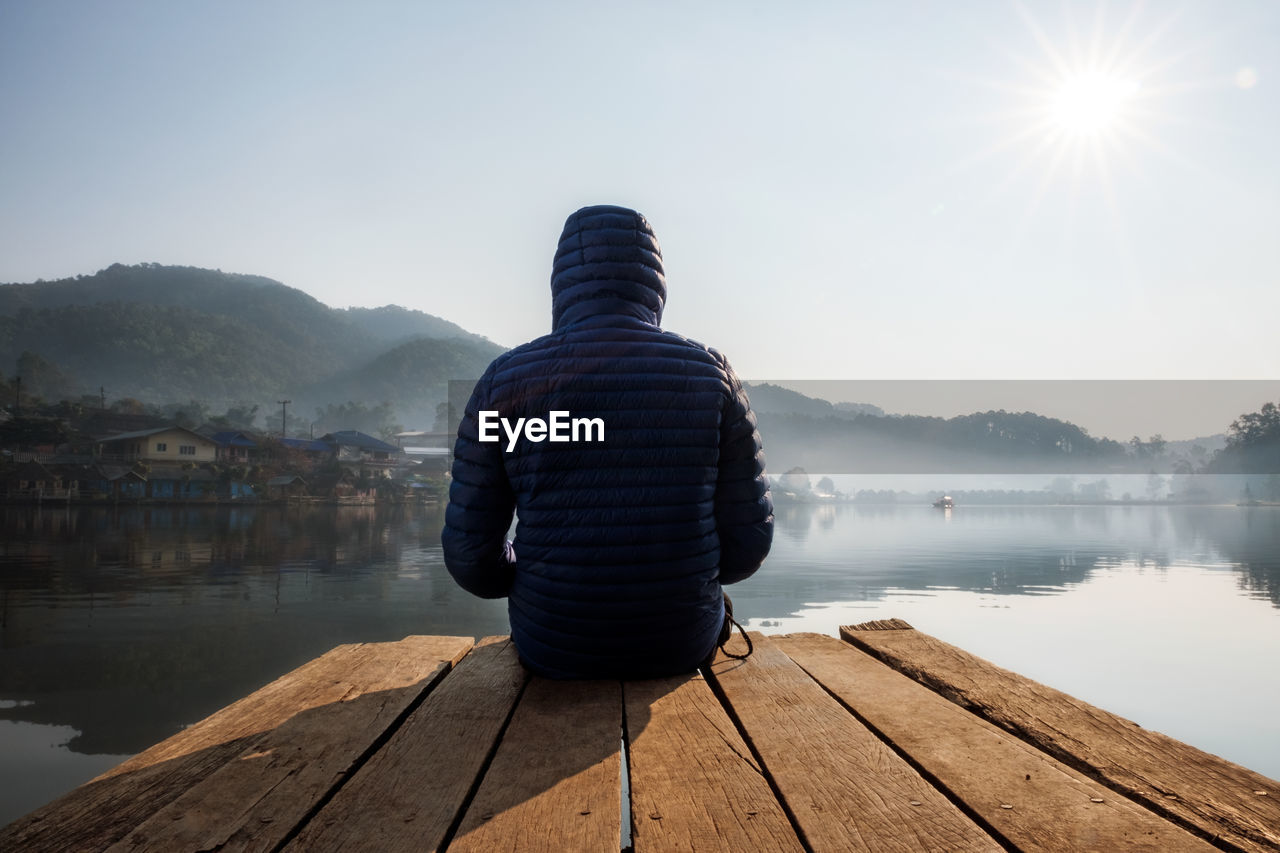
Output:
top-left (745, 503), bottom-right (1280, 618)
top-left (1, 505), bottom-right (509, 761)
top-left (1, 503), bottom-right (1278, 824)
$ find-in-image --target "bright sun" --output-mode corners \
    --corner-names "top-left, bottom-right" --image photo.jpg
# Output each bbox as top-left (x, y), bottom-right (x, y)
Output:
top-left (1049, 72), bottom-right (1141, 136)
top-left (944, 0), bottom-right (1212, 234)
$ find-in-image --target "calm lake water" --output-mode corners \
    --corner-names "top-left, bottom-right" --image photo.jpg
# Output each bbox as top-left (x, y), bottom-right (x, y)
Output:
top-left (2, 501), bottom-right (1278, 826)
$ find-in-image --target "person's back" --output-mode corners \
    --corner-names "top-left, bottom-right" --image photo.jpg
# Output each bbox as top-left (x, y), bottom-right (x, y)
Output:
top-left (442, 205), bottom-right (772, 679)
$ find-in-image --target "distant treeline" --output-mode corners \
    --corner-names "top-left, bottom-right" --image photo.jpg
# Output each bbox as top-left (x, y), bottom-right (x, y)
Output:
top-left (756, 408), bottom-right (1136, 474)
top-left (755, 396), bottom-right (1277, 478)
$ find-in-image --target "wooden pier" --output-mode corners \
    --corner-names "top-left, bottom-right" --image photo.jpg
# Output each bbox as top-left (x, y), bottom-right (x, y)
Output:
top-left (4, 620), bottom-right (1278, 852)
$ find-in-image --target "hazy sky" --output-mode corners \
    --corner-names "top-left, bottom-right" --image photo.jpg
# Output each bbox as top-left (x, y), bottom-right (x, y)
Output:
top-left (2, 2), bottom-right (1277, 423)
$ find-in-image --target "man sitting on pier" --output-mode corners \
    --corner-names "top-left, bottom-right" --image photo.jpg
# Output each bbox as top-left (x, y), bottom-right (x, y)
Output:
top-left (442, 204), bottom-right (773, 679)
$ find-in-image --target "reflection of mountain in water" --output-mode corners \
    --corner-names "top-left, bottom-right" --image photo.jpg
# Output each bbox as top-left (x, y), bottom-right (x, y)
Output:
top-left (739, 504), bottom-right (1280, 626)
top-left (0, 505), bottom-right (509, 755)
top-left (1170, 506), bottom-right (1280, 606)
top-left (2, 504), bottom-right (1277, 758)
top-left (764, 503), bottom-right (1124, 596)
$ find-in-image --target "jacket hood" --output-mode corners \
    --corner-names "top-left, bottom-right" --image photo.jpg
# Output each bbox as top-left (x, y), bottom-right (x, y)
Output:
top-left (551, 205), bottom-right (666, 331)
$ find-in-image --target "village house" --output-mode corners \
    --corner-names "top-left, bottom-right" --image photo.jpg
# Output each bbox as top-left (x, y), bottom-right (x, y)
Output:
top-left (279, 437), bottom-right (334, 461)
top-left (266, 474), bottom-right (309, 499)
top-left (394, 429), bottom-right (452, 476)
top-left (46, 462), bottom-right (145, 500)
top-left (0, 460), bottom-right (77, 501)
top-left (87, 464), bottom-right (147, 499)
top-left (147, 467), bottom-right (218, 500)
top-left (96, 426), bottom-right (220, 463)
top-left (321, 431), bottom-right (404, 477)
top-left (205, 430), bottom-right (259, 463)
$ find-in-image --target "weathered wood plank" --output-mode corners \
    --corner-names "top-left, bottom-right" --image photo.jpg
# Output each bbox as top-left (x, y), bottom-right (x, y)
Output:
top-left (449, 677), bottom-right (622, 853)
top-left (776, 633), bottom-right (1218, 852)
top-left (1, 638), bottom-right (465, 852)
top-left (103, 635), bottom-right (473, 853)
top-left (284, 637), bottom-right (527, 853)
top-left (624, 671), bottom-right (804, 853)
top-left (842, 622), bottom-right (1280, 853)
top-left (707, 632), bottom-right (1001, 852)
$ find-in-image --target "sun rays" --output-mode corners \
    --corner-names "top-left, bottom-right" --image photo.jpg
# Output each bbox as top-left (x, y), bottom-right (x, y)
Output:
top-left (936, 0), bottom-right (1234, 254)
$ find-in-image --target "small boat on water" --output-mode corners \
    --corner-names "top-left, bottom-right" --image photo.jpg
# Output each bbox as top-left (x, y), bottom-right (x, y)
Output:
top-left (932, 495), bottom-right (954, 509)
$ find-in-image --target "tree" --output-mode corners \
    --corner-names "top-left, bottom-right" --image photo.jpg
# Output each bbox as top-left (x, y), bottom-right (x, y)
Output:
top-left (110, 397), bottom-right (148, 415)
top-left (313, 401), bottom-right (402, 439)
top-left (1228, 401), bottom-right (1280, 448)
top-left (779, 467), bottom-right (811, 493)
top-left (1129, 434), bottom-right (1167, 462)
top-left (1146, 471), bottom-right (1166, 501)
top-left (160, 399), bottom-right (211, 429)
top-left (1045, 477), bottom-right (1075, 497)
top-left (1077, 479), bottom-right (1110, 501)
top-left (432, 401), bottom-right (457, 434)
top-left (226, 403), bottom-right (260, 429)
top-left (15, 351), bottom-right (78, 403)
top-left (1208, 400), bottom-right (1280, 474)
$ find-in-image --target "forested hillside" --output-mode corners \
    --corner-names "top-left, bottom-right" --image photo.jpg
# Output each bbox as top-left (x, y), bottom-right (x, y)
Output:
top-left (755, 407), bottom-right (1131, 474)
top-left (305, 336), bottom-right (507, 427)
top-left (743, 382), bottom-right (886, 419)
top-left (0, 264), bottom-right (504, 427)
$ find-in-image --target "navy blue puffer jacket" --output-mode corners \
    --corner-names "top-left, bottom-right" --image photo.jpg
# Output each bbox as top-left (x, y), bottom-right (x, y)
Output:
top-left (442, 205), bottom-right (773, 679)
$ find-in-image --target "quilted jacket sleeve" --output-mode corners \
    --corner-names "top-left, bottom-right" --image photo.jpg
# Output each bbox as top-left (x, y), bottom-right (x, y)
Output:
top-left (714, 355), bottom-right (774, 585)
top-left (441, 368), bottom-right (517, 599)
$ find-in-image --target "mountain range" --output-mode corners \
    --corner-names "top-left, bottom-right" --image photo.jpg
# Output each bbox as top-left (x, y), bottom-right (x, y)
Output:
top-left (2, 264), bottom-right (1231, 475)
top-left (0, 263), bottom-right (505, 428)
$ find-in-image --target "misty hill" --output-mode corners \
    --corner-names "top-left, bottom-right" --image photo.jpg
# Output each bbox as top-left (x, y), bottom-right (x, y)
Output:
top-left (744, 382), bottom-right (885, 419)
top-left (754, 403), bottom-right (1131, 475)
top-left (340, 305), bottom-right (484, 347)
top-left (739, 384), bottom-right (1238, 475)
top-left (306, 336), bottom-right (504, 426)
top-left (1, 263), bottom-right (504, 426)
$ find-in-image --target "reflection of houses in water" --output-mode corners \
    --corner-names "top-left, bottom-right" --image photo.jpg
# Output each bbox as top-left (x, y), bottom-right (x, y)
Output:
top-left (0, 502), bottom-right (496, 758)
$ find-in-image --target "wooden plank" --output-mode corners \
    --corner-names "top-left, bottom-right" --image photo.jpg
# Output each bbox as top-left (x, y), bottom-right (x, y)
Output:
top-left (776, 633), bottom-right (1218, 852)
top-left (842, 621), bottom-right (1280, 853)
top-left (284, 637), bottom-right (527, 853)
top-left (624, 671), bottom-right (804, 853)
top-left (707, 632), bottom-right (1001, 852)
top-left (449, 677), bottom-right (621, 853)
top-left (103, 635), bottom-right (473, 853)
top-left (1, 638), bottom-right (465, 852)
